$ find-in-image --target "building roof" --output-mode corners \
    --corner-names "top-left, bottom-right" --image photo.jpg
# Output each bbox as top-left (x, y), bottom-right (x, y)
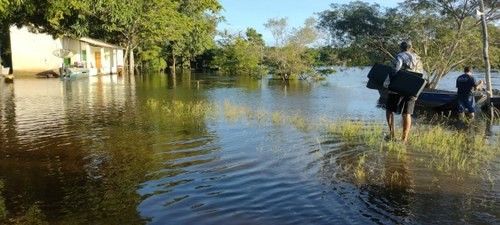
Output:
top-left (79, 37), bottom-right (123, 49)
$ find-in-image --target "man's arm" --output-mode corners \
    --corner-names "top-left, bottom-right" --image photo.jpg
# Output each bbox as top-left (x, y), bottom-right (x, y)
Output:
top-left (475, 79), bottom-right (484, 90)
top-left (383, 55), bottom-right (403, 88)
top-left (392, 55), bottom-right (403, 74)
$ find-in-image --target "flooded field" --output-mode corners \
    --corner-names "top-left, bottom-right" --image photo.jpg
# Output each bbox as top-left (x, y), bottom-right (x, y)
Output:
top-left (0, 67), bottom-right (499, 224)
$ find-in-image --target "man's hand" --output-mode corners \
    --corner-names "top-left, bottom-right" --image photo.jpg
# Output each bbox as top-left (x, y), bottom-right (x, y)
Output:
top-left (476, 80), bottom-right (484, 90)
top-left (383, 76), bottom-right (390, 88)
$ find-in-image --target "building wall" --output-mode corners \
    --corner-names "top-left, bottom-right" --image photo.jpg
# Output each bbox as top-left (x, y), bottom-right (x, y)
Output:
top-left (10, 26), bottom-right (124, 76)
top-left (10, 26), bottom-right (63, 75)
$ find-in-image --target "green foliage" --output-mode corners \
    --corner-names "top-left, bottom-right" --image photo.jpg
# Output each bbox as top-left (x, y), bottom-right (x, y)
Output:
top-left (164, 0), bottom-right (222, 71)
top-left (212, 29), bottom-right (264, 76)
top-left (245, 28), bottom-right (266, 47)
top-left (315, 46), bottom-right (339, 66)
top-left (317, 2), bottom-right (402, 66)
top-left (2, 0), bottom-right (93, 38)
top-left (317, 0), bottom-right (500, 88)
top-left (138, 45), bottom-right (167, 72)
top-left (264, 17), bottom-right (322, 80)
top-left (0, 0), bottom-right (19, 14)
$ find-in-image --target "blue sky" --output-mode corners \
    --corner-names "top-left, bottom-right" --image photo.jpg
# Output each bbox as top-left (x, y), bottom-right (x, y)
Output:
top-left (217, 0), bottom-right (403, 46)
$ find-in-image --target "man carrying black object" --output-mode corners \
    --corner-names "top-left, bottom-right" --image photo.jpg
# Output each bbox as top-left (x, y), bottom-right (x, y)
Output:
top-left (456, 66), bottom-right (483, 119)
top-left (383, 41), bottom-right (422, 143)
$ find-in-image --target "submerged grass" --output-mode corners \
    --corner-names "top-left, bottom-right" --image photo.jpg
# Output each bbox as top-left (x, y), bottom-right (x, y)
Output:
top-left (410, 122), bottom-right (496, 174)
top-left (144, 99), bottom-right (499, 185)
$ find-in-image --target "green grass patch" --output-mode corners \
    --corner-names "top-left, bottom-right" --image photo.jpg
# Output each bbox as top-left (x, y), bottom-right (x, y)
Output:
top-left (143, 99), bottom-right (499, 185)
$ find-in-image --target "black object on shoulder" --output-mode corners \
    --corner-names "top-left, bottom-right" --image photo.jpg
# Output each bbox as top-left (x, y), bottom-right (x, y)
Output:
top-left (366, 63), bottom-right (426, 97)
top-left (366, 63), bottom-right (392, 89)
top-left (389, 70), bottom-right (426, 97)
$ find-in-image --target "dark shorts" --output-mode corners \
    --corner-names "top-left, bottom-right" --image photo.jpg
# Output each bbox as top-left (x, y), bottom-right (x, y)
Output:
top-left (457, 95), bottom-right (475, 113)
top-left (386, 93), bottom-right (416, 115)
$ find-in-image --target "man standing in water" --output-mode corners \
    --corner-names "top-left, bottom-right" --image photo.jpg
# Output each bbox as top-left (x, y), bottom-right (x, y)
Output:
top-left (383, 41), bottom-right (423, 143)
top-left (456, 66), bottom-right (483, 119)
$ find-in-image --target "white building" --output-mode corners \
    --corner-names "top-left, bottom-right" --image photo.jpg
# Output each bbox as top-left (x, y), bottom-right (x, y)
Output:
top-left (9, 26), bottom-right (124, 77)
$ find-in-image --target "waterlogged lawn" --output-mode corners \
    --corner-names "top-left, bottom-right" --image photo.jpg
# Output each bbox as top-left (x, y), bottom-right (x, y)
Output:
top-left (146, 99), bottom-right (499, 188)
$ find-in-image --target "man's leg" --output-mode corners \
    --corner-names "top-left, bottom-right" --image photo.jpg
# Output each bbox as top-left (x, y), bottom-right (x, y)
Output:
top-left (402, 113), bottom-right (411, 143)
top-left (386, 110), bottom-right (395, 139)
top-left (467, 96), bottom-right (475, 119)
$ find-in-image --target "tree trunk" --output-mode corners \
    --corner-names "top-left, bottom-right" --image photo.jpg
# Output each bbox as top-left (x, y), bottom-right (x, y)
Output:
top-left (479, 0), bottom-right (493, 118)
top-left (129, 50), bottom-right (135, 76)
top-left (171, 53), bottom-right (176, 80)
top-left (479, 0), bottom-right (492, 96)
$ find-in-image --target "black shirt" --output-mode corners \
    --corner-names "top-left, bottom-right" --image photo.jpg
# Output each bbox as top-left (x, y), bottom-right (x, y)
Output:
top-left (456, 73), bottom-right (477, 96)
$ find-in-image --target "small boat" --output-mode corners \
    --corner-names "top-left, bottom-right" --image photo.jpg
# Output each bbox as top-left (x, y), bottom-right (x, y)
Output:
top-left (491, 96), bottom-right (500, 109)
top-left (378, 88), bottom-right (489, 112)
top-left (60, 67), bottom-right (90, 80)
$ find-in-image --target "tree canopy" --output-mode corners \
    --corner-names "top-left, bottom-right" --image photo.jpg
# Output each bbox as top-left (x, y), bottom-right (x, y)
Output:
top-left (318, 0), bottom-right (500, 88)
top-left (264, 17), bottom-right (323, 80)
top-left (212, 28), bottom-right (265, 76)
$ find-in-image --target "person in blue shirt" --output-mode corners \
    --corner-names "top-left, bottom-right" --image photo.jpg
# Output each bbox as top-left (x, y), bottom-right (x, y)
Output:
top-left (383, 41), bottom-right (422, 143)
top-left (456, 66), bottom-right (483, 119)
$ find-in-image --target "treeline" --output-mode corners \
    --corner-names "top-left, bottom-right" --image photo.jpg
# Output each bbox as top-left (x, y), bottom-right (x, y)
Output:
top-left (0, 0), bottom-right (499, 85)
top-left (202, 18), bottom-right (335, 81)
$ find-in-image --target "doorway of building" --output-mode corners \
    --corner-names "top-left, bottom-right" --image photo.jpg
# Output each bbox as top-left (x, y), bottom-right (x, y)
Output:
top-left (95, 52), bottom-right (101, 71)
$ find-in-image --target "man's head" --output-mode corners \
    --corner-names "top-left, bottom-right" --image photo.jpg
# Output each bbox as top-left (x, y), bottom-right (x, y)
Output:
top-left (400, 41), bottom-right (412, 51)
top-left (464, 66), bottom-right (473, 74)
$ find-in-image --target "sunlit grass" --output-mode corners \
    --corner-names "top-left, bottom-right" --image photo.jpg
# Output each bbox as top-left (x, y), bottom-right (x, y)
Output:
top-left (291, 113), bottom-right (310, 131)
top-left (354, 153), bottom-right (367, 181)
top-left (224, 100), bottom-right (246, 121)
top-left (143, 98), bottom-right (499, 185)
top-left (410, 123), bottom-right (496, 174)
top-left (271, 112), bottom-right (282, 124)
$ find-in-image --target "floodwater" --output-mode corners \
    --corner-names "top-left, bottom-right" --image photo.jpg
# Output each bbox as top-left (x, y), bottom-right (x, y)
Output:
top-left (0, 67), bottom-right (498, 225)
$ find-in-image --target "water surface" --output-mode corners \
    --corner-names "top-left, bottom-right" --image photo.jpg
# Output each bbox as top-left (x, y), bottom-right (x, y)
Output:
top-left (0, 68), bottom-right (498, 224)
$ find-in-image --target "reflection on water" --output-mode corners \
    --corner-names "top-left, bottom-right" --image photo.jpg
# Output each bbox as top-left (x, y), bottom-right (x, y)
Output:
top-left (0, 68), bottom-right (498, 225)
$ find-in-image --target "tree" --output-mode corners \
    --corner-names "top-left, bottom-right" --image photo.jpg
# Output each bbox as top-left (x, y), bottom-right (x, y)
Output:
top-left (264, 17), bottom-right (321, 81)
top-left (0, 0), bottom-right (22, 14)
top-left (402, 0), bottom-right (500, 88)
top-left (90, 0), bottom-right (183, 75)
top-left (245, 28), bottom-right (265, 47)
top-left (212, 29), bottom-right (264, 75)
top-left (317, 0), bottom-right (500, 88)
top-left (264, 17), bottom-right (288, 47)
top-left (164, 0), bottom-right (222, 76)
top-left (3, 0), bottom-right (93, 38)
top-left (317, 2), bottom-right (402, 66)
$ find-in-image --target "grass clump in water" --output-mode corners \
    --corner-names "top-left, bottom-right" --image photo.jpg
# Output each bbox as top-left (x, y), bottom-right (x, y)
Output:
top-left (146, 99), bottom-right (216, 124)
top-left (146, 99), bottom-right (498, 183)
top-left (410, 123), bottom-right (496, 174)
